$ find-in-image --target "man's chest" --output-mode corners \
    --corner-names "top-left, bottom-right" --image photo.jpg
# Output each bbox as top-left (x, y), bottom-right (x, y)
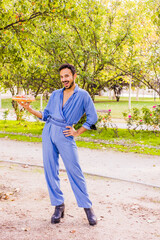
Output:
top-left (63, 91), bottom-right (74, 107)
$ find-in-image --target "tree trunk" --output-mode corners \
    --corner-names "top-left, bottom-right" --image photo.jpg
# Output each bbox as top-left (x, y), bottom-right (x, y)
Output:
top-left (11, 85), bottom-right (25, 121)
top-left (116, 96), bottom-right (120, 102)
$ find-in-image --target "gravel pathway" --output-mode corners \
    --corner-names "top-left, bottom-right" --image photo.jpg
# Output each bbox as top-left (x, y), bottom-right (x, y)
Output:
top-left (1, 138), bottom-right (160, 187)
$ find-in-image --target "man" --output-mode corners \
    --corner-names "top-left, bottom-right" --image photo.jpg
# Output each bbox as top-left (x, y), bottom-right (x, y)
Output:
top-left (19, 63), bottom-right (98, 226)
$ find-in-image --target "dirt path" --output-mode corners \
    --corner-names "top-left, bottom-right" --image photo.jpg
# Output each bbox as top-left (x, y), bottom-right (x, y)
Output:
top-left (0, 162), bottom-right (160, 240)
top-left (1, 138), bottom-right (160, 239)
top-left (1, 138), bottom-right (160, 187)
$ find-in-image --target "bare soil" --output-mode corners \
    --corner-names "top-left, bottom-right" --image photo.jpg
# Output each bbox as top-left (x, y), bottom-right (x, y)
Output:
top-left (0, 161), bottom-right (160, 240)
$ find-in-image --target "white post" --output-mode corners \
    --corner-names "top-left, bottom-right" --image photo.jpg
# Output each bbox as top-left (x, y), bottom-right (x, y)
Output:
top-left (128, 77), bottom-right (132, 112)
top-left (0, 92), bottom-right (1, 109)
top-left (108, 90), bottom-right (112, 100)
top-left (40, 94), bottom-right (43, 111)
top-left (136, 87), bottom-right (139, 101)
top-left (154, 90), bottom-right (156, 102)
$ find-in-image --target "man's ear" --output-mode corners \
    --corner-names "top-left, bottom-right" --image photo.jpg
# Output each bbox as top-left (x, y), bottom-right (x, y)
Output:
top-left (74, 73), bottom-right (77, 80)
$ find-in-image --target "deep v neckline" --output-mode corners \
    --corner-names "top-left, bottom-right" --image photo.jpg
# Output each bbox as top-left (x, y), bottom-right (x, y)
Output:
top-left (60, 85), bottom-right (79, 112)
top-left (62, 91), bottom-right (74, 108)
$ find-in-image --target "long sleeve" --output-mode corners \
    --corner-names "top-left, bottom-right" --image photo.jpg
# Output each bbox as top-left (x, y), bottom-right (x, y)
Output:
top-left (40, 92), bottom-right (55, 121)
top-left (82, 92), bottom-right (98, 130)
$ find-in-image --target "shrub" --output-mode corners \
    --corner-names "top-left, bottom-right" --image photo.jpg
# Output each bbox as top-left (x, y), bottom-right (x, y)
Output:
top-left (123, 105), bottom-right (160, 135)
top-left (3, 109), bottom-right (9, 121)
top-left (96, 109), bottom-right (119, 137)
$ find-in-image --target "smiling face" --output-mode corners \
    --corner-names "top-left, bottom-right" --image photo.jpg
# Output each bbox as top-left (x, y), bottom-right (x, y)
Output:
top-left (60, 68), bottom-right (76, 90)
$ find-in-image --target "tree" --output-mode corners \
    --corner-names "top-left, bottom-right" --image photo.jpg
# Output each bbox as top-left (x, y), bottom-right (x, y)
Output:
top-left (108, 0), bottom-right (160, 97)
top-left (1, 0), bottom-right (132, 101)
top-left (2, 0), bottom-right (160, 107)
top-left (106, 77), bottom-right (128, 101)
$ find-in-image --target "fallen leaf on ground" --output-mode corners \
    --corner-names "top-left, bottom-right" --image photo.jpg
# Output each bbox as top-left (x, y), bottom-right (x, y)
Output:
top-left (21, 228), bottom-right (28, 231)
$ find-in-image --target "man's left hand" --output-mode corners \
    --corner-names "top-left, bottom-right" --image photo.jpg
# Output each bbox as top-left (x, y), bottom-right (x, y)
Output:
top-left (63, 126), bottom-right (78, 137)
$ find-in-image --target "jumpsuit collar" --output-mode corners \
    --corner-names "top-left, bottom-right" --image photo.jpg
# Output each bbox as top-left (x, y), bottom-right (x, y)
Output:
top-left (62, 84), bottom-right (79, 94)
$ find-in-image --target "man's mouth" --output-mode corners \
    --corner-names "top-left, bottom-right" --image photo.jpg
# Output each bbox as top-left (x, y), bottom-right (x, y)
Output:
top-left (63, 81), bottom-right (69, 86)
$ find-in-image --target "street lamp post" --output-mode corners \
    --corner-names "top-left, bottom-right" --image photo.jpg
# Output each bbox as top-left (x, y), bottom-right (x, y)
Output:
top-left (0, 92), bottom-right (1, 109)
top-left (40, 94), bottom-right (43, 111)
top-left (129, 76), bottom-right (132, 113)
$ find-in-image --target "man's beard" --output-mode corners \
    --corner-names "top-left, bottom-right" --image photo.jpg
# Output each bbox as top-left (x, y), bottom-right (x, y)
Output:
top-left (64, 79), bottom-right (74, 89)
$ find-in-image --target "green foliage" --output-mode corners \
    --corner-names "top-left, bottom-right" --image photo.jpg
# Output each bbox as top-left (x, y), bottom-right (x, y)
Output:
top-left (96, 109), bottom-right (119, 137)
top-left (106, 78), bottom-right (128, 102)
top-left (123, 105), bottom-right (160, 134)
top-left (141, 107), bottom-right (152, 125)
top-left (74, 114), bottom-right (86, 130)
top-left (1, 0), bottom-right (160, 120)
top-left (0, 0), bottom-right (143, 100)
top-left (142, 105), bottom-right (160, 130)
top-left (2, 109), bottom-right (9, 121)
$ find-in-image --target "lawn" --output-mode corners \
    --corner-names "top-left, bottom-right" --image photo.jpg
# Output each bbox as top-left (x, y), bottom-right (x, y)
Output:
top-left (2, 96), bottom-right (160, 119)
top-left (94, 96), bottom-right (160, 119)
top-left (0, 120), bottom-right (160, 156)
top-left (1, 96), bottom-right (160, 156)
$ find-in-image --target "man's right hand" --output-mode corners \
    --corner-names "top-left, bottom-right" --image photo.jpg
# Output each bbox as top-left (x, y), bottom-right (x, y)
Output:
top-left (18, 101), bottom-right (31, 111)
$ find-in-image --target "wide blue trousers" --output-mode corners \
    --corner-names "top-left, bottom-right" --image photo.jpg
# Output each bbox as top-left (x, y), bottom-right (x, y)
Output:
top-left (42, 121), bottom-right (92, 208)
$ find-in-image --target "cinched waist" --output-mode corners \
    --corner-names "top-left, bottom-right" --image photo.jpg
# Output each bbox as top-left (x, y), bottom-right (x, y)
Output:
top-left (47, 117), bottom-right (72, 128)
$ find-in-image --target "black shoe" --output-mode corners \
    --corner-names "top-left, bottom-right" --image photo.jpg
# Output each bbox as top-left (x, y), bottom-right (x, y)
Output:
top-left (84, 208), bottom-right (97, 226)
top-left (51, 203), bottom-right (65, 224)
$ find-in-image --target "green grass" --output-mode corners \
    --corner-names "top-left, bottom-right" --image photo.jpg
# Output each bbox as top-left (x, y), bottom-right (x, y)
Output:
top-left (102, 143), bottom-right (160, 156)
top-left (1, 96), bottom-right (160, 156)
top-left (0, 133), bottom-right (160, 156)
top-left (2, 96), bottom-right (160, 119)
top-left (0, 120), bottom-right (159, 147)
top-left (81, 128), bottom-right (160, 147)
top-left (94, 96), bottom-right (160, 102)
top-left (0, 120), bottom-right (160, 156)
top-left (0, 133), bottom-right (42, 142)
top-left (94, 96), bottom-right (160, 118)
top-left (0, 120), bottom-right (44, 135)
top-left (76, 141), bottom-right (102, 149)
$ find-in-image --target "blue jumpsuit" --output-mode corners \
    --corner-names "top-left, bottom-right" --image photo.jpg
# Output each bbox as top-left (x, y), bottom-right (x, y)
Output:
top-left (41, 85), bottom-right (97, 208)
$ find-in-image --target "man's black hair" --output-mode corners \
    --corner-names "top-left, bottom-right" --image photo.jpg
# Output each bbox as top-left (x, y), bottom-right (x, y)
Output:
top-left (59, 63), bottom-right (76, 76)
